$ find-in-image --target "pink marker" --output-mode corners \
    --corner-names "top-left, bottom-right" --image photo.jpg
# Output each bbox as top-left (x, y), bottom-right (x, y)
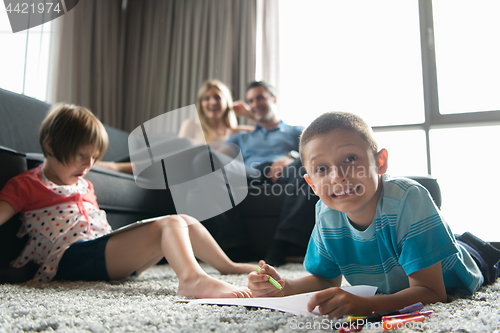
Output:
top-left (382, 310), bottom-right (433, 321)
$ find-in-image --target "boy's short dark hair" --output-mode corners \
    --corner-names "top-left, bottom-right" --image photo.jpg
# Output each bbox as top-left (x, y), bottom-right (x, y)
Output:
top-left (39, 103), bottom-right (109, 165)
top-left (299, 112), bottom-right (378, 162)
top-left (245, 81), bottom-right (276, 97)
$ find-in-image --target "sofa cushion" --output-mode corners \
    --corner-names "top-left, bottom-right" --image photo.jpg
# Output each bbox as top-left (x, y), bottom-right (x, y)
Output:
top-left (0, 88), bottom-right (49, 154)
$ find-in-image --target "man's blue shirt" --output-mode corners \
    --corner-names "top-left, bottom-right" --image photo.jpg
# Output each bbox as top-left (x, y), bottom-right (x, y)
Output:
top-left (226, 121), bottom-right (303, 167)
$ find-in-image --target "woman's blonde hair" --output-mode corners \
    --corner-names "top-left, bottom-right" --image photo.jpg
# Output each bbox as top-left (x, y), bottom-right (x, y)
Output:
top-left (39, 103), bottom-right (109, 165)
top-left (195, 80), bottom-right (237, 141)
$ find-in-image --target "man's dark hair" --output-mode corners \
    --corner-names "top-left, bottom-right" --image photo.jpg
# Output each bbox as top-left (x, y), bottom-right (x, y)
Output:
top-left (245, 81), bottom-right (276, 97)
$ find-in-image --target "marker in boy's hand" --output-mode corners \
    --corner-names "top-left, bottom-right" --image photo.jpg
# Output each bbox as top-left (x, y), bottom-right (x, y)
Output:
top-left (256, 266), bottom-right (283, 290)
top-left (249, 260), bottom-right (284, 297)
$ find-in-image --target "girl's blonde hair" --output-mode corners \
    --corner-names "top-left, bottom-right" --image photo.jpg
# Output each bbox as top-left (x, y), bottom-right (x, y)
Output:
top-left (195, 80), bottom-right (237, 141)
top-left (39, 103), bottom-right (109, 165)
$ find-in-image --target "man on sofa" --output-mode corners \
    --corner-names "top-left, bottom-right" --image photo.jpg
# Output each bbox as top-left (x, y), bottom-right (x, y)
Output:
top-left (218, 81), bottom-right (319, 266)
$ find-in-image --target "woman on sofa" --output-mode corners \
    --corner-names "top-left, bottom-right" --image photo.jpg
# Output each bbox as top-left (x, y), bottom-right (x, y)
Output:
top-left (178, 79), bottom-right (254, 146)
top-left (97, 80), bottom-right (253, 174)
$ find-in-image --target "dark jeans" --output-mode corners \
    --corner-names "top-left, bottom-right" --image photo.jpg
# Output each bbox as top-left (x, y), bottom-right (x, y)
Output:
top-left (249, 159), bottom-right (318, 249)
top-left (203, 158), bottom-right (318, 262)
top-left (456, 232), bottom-right (500, 285)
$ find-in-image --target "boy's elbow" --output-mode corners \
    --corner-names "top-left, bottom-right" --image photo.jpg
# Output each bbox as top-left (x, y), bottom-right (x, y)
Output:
top-left (437, 289), bottom-right (447, 303)
top-left (413, 287), bottom-right (446, 306)
top-left (329, 275), bottom-right (343, 288)
top-left (434, 279), bottom-right (448, 303)
top-left (426, 286), bottom-right (447, 305)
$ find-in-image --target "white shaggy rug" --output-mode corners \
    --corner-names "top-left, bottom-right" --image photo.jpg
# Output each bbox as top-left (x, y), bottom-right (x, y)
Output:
top-left (1, 263), bottom-right (500, 332)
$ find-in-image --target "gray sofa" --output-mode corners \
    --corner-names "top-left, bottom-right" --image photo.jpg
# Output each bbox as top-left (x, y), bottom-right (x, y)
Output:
top-left (0, 88), bottom-right (442, 282)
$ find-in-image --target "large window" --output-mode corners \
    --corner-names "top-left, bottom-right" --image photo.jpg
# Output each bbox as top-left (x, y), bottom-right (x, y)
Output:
top-left (433, 0), bottom-right (500, 114)
top-left (278, 0), bottom-right (500, 241)
top-left (430, 126), bottom-right (500, 236)
top-left (0, 8), bottom-right (53, 101)
top-left (279, 0), bottom-right (425, 128)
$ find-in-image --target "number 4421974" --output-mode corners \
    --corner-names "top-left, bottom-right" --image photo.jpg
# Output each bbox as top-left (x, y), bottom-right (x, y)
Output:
top-left (6, 2), bottom-right (62, 14)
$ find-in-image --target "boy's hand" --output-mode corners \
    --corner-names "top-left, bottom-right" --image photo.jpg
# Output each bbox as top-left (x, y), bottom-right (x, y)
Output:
top-left (248, 260), bottom-right (285, 297)
top-left (307, 287), bottom-right (370, 319)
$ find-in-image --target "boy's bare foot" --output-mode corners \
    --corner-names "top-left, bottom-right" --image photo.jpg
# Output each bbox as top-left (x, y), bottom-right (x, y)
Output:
top-left (177, 274), bottom-right (253, 299)
top-left (219, 263), bottom-right (256, 275)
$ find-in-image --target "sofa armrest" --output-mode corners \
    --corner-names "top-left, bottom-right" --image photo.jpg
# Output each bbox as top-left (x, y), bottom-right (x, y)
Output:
top-left (406, 175), bottom-right (442, 209)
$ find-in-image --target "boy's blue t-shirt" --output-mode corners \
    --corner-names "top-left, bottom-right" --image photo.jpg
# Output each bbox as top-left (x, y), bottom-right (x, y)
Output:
top-left (304, 174), bottom-right (483, 295)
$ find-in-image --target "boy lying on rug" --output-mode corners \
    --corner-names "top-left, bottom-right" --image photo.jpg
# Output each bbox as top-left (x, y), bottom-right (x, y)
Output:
top-left (0, 103), bottom-right (254, 298)
top-left (248, 111), bottom-right (500, 318)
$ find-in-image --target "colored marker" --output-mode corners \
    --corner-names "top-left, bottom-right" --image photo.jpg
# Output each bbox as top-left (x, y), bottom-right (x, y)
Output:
top-left (383, 314), bottom-right (426, 330)
top-left (364, 302), bottom-right (424, 323)
top-left (347, 315), bottom-right (368, 322)
top-left (382, 310), bottom-right (433, 321)
top-left (256, 266), bottom-right (283, 290)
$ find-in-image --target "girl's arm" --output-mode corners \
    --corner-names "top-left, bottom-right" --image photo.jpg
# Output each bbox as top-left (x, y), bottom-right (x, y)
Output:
top-left (307, 262), bottom-right (447, 318)
top-left (0, 200), bottom-right (16, 227)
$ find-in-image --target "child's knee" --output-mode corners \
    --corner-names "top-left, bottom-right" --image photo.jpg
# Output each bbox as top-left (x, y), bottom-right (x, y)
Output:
top-left (177, 214), bottom-right (202, 227)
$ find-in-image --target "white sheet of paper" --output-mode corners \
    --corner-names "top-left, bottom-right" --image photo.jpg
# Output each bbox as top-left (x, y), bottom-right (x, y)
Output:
top-left (103, 215), bottom-right (171, 237)
top-left (183, 285), bottom-right (377, 316)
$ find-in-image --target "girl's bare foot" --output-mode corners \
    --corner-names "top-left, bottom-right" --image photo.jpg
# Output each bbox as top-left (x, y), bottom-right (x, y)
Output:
top-left (219, 263), bottom-right (256, 275)
top-left (177, 274), bottom-right (253, 299)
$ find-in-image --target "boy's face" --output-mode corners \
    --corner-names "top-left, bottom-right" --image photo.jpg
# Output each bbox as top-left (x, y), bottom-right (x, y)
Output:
top-left (43, 143), bottom-right (99, 186)
top-left (303, 129), bottom-right (388, 227)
